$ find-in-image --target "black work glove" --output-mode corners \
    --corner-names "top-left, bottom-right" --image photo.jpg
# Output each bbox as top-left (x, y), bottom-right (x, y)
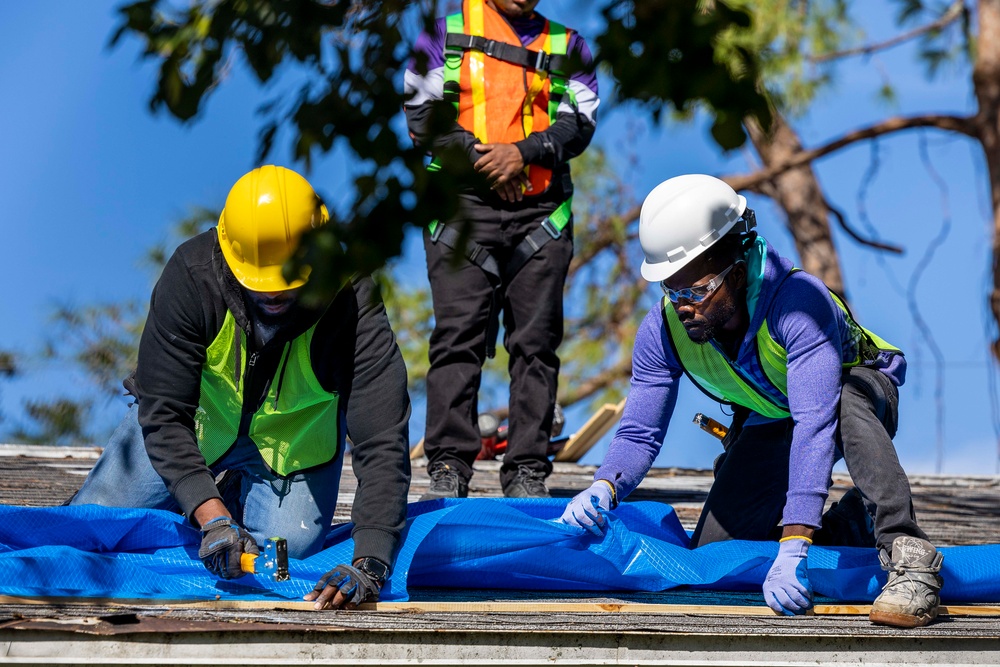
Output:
top-left (198, 516), bottom-right (259, 579)
top-left (312, 563), bottom-right (383, 608)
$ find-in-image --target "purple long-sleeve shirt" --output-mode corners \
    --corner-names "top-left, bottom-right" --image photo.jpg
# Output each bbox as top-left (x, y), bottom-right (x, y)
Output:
top-left (596, 238), bottom-right (906, 528)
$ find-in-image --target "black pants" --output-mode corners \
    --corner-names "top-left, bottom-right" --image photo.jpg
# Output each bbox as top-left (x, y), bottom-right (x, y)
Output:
top-left (691, 366), bottom-right (927, 552)
top-left (423, 195), bottom-right (573, 488)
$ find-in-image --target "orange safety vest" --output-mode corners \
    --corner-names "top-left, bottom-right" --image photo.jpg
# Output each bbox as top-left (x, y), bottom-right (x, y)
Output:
top-left (443, 0), bottom-right (571, 197)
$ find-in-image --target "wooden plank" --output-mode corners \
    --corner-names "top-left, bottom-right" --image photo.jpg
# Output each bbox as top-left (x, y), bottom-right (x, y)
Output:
top-left (0, 444), bottom-right (102, 459)
top-left (3, 596), bottom-right (997, 617)
top-left (411, 397), bottom-right (626, 464)
top-left (554, 399), bottom-right (626, 463)
top-left (409, 438), bottom-right (425, 460)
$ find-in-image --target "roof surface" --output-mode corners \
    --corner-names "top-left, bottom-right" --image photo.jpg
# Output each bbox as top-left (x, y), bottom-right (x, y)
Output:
top-left (1, 443), bottom-right (999, 665)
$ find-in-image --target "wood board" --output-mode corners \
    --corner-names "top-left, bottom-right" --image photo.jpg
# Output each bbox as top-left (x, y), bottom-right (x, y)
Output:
top-left (3, 595), bottom-right (997, 617)
top-left (409, 438), bottom-right (425, 460)
top-left (554, 399), bottom-right (626, 462)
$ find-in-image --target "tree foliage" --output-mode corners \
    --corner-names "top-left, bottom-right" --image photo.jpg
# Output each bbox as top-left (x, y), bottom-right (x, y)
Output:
top-left (0, 211), bottom-right (218, 444)
top-left (7, 399), bottom-right (93, 447)
top-left (671, 0), bottom-right (996, 471)
top-left (110, 0), bottom-right (771, 298)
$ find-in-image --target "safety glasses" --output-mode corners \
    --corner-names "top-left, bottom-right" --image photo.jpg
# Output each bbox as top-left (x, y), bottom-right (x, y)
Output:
top-left (661, 262), bottom-right (738, 304)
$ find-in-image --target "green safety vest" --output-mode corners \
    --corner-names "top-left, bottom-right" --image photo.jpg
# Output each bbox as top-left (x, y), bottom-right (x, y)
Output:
top-left (662, 270), bottom-right (902, 419)
top-left (195, 311), bottom-right (340, 476)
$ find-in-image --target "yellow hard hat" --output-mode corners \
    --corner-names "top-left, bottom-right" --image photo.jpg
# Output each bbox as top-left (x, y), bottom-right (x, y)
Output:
top-left (217, 165), bottom-right (329, 292)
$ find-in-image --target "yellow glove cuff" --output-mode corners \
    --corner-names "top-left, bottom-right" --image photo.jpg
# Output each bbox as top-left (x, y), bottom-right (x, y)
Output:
top-left (596, 479), bottom-right (618, 508)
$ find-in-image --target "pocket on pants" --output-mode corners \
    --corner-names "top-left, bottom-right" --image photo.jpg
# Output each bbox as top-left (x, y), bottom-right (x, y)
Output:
top-left (842, 366), bottom-right (899, 437)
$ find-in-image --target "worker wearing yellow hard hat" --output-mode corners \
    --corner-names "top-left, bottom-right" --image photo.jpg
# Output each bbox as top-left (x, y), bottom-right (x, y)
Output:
top-left (71, 166), bottom-right (411, 610)
top-left (217, 166), bottom-right (329, 291)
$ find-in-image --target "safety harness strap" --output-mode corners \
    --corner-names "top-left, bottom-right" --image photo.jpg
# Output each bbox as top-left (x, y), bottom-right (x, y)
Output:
top-left (441, 12), bottom-right (466, 113)
top-left (507, 197), bottom-right (573, 279)
top-left (546, 22), bottom-right (569, 122)
top-left (444, 33), bottom-right (568, 75)
top-left (428, 220), bottom-right (504, 359)
top-left (428, 221), bottom-right (501, 281)
top-left (427, 197), bottom-right (572, 358)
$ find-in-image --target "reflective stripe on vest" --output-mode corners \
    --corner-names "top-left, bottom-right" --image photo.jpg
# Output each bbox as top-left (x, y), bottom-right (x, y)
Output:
top-left (196, 311), bottom-right (340, 476)
top-left (435, 0), bottom-right (569, 195)
top-left (662, 278), bottom-right (903, 419)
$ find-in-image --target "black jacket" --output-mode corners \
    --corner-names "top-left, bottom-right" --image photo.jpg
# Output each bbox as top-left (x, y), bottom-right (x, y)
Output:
top-left (132, 230), bottom-right (411, 566)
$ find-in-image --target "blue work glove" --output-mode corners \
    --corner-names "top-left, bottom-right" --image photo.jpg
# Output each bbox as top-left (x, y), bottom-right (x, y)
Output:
top-left (197, 516), bottom-right (259, 580)
top-left (559, 480), bottom-right (615, 536)
top-left (309, 563), bottom-right (383, 609)
top-left (763, 537), bottom-right (812, 615)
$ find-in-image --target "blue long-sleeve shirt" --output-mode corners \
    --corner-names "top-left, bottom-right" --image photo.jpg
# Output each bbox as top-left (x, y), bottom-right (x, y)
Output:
top-left (596, 238), bottom-right (906, 528)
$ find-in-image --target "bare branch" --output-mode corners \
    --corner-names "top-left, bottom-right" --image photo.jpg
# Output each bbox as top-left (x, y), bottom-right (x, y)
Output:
top-left (810, 0), bottom-right (965, 63)
top-left (558, 359), bottom-right (632, 407)
top-left (824, 198), bottom-right (904, 254)
top-left (568, 205), bottom-right (641, 276)
top-left (724, 114), bottom-right (976, 191)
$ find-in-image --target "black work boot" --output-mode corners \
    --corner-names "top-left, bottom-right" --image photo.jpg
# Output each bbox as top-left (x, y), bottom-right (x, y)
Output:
top-left (503, 465), bottom-right (551, 498)
top-left (814, 487), bottom-right (877, 548)
top-left (420, 462), bottom-right (469, 501)
top-left (869, 536), bottom-right (944, 628)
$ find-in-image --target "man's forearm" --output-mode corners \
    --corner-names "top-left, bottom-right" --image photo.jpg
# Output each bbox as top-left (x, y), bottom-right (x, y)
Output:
top-left (404, 102), bottom-right (480, 163)
top-left (515, 112), bottom-right (596, 168)
top-left (192, 498), bottom-right (230, 529)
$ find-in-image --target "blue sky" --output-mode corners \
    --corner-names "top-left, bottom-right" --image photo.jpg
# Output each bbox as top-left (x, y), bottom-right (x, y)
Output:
top-left (2, 1), bottom-right (997, 475)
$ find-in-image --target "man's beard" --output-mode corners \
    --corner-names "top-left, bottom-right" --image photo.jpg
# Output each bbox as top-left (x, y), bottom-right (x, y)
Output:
top-left (253, 306), bottom-right (288, 328)
top-left (687, 293), bottom-right (739, 344)
top-left (245, 292), bottom-right (297, 328)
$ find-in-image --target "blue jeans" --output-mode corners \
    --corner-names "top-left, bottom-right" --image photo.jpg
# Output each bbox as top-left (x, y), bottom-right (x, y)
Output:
top-left (70, 403), bottom-right (344, 558)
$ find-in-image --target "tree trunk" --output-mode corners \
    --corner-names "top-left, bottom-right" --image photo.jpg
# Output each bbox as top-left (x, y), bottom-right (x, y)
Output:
top-left (974, 0), bottom-right (1000, 361)
top-left (745, 111), bottom-right (847, 295)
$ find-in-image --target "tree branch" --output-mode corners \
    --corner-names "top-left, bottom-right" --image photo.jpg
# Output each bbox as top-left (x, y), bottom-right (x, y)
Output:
top-left (558, 359), bottom-right (633, 408)
top-left (824, 197), bottom-right (904, 254)
top-left (809, 0), bottom-right (966, 64)
top-left (724, 113), bottom-right (976, 191)
top-left (568, 205), bottom-right (641, 277)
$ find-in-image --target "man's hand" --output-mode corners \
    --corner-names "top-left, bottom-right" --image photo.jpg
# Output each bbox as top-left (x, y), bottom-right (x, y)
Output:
top-left (558, 481), bottom-right (615, 536)
top-left (763, 537), bottom-right (813, 615)
top-left (198, 516), bottom-right (259, 579)
top-left (304, 560), bottom-right (385, 610)
top-left (474, 143), bottom-right (529, 202)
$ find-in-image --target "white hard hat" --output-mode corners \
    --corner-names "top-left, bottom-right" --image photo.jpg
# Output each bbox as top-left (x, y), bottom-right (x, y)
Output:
top-left (639, 174), bottom-right (747, 282)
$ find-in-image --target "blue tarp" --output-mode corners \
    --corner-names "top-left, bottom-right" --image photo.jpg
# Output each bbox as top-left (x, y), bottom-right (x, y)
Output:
top-left (1, 499), bottom-right (998, 603)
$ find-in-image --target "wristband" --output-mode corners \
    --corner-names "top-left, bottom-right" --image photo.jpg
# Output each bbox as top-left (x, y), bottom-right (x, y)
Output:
top-left (597, 479), bottom-right (618, 508)
top-left (779, 535), bottom-right (813, 545)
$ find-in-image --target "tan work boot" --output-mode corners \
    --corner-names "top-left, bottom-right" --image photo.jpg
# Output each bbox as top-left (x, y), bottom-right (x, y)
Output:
top-left (869, 536), bottom-right (943, 628)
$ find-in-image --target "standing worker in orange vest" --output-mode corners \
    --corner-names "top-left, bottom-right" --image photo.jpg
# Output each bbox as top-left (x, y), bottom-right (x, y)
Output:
top-left (405, 0), bottom-right (599, 498)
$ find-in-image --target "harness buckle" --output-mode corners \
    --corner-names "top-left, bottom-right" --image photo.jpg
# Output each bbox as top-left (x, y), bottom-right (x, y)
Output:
top-left (534, 50), bottom-right (551, 72)
top-left (541, 217), bottom-right (561, 240)
top-left (483, 38), bottom-right (497, 57)
top-left (430, 222), bottom-right (445, 243)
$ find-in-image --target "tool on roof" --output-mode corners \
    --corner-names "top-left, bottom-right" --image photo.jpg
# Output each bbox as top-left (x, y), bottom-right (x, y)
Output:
top-left (476, 406), bottom-right (567, 460)
top-left (693, 413), bottom-right (728, 441)
top-left (240, 536), bottom-right (290, 581)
